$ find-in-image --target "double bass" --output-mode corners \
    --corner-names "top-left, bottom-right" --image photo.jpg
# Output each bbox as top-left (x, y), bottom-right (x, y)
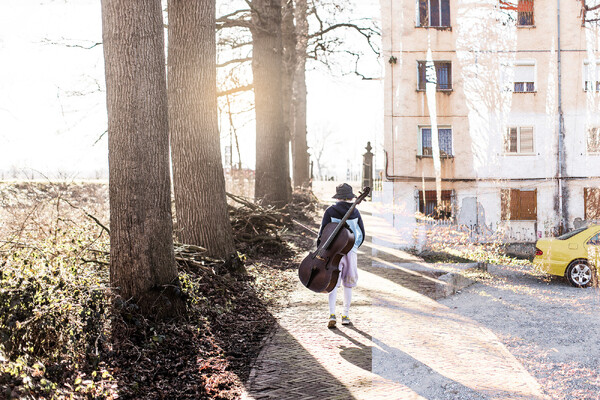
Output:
top-left (298, 187), bottom-right (370, 293)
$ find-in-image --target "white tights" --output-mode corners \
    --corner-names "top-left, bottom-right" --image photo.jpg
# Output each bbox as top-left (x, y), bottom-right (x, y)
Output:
top-left (328, 285), bottom-right (352, 316)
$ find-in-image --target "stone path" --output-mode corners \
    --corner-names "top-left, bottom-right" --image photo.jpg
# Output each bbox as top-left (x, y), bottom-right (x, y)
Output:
top-left (242, 203), bottom-right (548, 400)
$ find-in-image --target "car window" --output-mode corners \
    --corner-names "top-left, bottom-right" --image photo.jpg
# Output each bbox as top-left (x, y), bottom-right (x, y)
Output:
top-left (557, 227), bottom-right (587, 240)
top-left (588, 233), bottom-right (600, 245)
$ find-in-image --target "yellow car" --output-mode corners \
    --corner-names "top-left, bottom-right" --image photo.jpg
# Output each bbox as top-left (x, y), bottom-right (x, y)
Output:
top-left (533, 225), bottom-right (600, 287)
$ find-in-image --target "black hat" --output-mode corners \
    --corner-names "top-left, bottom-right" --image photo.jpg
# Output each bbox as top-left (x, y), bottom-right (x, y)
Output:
top-left (332, 183), bottom-right (356, 200)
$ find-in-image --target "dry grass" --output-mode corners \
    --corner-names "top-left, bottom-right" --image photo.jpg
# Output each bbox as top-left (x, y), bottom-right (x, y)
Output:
top-left (0, 181), bottom-right (317, 399)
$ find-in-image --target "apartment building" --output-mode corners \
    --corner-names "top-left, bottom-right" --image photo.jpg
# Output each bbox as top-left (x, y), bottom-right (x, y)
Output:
top-left (380, 0), bottom-right (600, 243)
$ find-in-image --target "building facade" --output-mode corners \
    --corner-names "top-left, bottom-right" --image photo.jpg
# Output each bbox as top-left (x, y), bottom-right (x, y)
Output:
top-left (380, 0), bottom-right (600, 244)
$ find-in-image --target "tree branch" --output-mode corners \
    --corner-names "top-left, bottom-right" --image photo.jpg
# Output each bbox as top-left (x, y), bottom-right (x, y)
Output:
top-left (217, 9), bottom-right (251, 22)
top-left (586, 2), bottom-right (600, 12)
top-left (217, 57), bottom-right (252, 68)
top-left (309, 22), bottom-right (381, 56)
top-left (217, 84), bottom-right (254, 97)
top-left (85, 212), bottom-right (110, 234)
top-left (233, 41), bottom-right (253, 49)
top-left (41, 38), bottom-right (102, 49)
top-left (218, 37), bottom-right (253, 48)
top-left (344, 49), bottom-right (379, 80)
top-left (217, 18), bottom-right (254, 30)
top-left (93, 130), bottom-right (108, 146)
top-left (309, 23), bottom-right (377, 39)
top-left (81, 257), bottom-right (109, 266)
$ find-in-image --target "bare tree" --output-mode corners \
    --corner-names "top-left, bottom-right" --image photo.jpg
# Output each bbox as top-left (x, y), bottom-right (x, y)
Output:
top-left (216, 0), bottom-right (379, 186)
top-left (168, 0), bottom-right (235, 258)
top-left (306, 0), bottom-right (381, 78)
top-left (100, 0), bottom-right (179, 313)
top-left (579, 0), bottom-right (600, 24)
top-left (281, 0), bottom-right (295, 195)
top-left (250, 0), bottom-right (290, 206)
top-left (291, 0), bottom-right (311, 188)
top-left (308, 126), bottom-right (338, 179)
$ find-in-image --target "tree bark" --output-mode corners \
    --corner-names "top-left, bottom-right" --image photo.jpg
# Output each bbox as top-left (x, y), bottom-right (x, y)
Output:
top-left (292, 0), bottom-right (310, 188)
top-left (251, 0), bottom-right (290, 207)
top-left (101, 0), bottom-right (178, 311)
top-left (281, 0), bottom-right (295, 197)
top-left (168, 0), bottom-right (235, 259)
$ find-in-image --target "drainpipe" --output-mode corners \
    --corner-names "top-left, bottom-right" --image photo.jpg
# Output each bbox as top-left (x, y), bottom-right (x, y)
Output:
top-left (389, 0), bottom-right (395, 177)
top-left (389, 0), bottom-right (396, 227)
top-left (557, 0), bottom-right (565, 233)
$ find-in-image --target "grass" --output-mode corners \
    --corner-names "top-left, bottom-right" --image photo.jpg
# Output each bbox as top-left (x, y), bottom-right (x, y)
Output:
top-left (411, 222), bottom-right (534, 268)
top-left (411, 249), bottom-right (475, 264)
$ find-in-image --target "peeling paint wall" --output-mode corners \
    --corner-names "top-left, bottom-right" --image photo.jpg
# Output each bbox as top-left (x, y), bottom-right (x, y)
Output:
top-left (380, 0), bottom-right (600, 244)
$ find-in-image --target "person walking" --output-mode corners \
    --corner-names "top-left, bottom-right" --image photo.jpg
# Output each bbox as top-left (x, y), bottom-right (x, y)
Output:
top-left (317, 183), bottom-right (365, 328)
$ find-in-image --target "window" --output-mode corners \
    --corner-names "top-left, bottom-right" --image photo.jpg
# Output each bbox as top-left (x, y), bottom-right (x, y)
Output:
top-left (517, 0), bottom-right (534, 26)
top-left (418, 0), bottom-right (451, 27)
top-left (588, 233), bottom-right (600, 246)
top-left (418, 190), bottom-right (453, 219)
top-left (417, 61), bottom-right (452, 91)
top-left (499, 0), bottom-right (534, 26)
top-left (513, 60), bottom-right (535, 92)
top-left (505, 127), bottom-right (534, 154)
top-left (501, 189), bottom-right (537, 221)
top-left (420, 127), bottom-right (453, 156)
top-left (584, 61), bottom-right (600, 91)
top-left (584, 188), bottom-right (600, 220)
top-left (588, 127), bottom-right (600, 153)
top-left (557, 227), bottom-right (586, 240)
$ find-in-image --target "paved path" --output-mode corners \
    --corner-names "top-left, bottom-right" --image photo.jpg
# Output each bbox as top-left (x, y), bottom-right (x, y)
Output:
top-left (242, 203), bottom-right (547, 400)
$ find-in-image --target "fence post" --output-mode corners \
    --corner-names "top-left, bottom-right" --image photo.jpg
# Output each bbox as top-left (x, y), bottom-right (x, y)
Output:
top-left (362, 141), bottom-right (373, 197)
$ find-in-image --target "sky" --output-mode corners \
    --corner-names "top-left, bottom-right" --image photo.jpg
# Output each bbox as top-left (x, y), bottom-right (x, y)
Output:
top-left (0, 0), bottom-right (382, 180)
top-left (0, 0), bottom-right (106, 178)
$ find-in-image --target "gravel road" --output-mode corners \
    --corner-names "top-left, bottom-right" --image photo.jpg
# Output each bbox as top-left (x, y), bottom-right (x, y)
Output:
top-left (440, 264), bottom-right (600, 400)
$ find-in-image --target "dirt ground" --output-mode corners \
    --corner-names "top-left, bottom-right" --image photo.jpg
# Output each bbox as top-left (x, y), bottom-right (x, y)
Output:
top-left (441, 264), bottom-right (600, 400)
top-left (314, 180), bottom-right (600, 399)
top-left (245, 255), bottom-right (552, 399)
top-left (4, 180), bottom-right (599, 399)
top-left (245, 183), bottom-right (600, 400)
top-left (0, 181), bottom-right (316, 399)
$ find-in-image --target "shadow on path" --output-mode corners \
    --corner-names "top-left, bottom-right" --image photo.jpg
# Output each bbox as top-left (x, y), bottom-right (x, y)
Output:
top-left (245, 322), bottom-right (357, 400)
top-left (331, 326), bottom-right (486, 399)
top-left (359, 246), bottom-right (444, 299)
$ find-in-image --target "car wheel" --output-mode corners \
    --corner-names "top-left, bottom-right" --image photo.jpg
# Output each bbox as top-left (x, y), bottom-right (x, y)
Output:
top-left (566, 260), bottom-right (596, 288)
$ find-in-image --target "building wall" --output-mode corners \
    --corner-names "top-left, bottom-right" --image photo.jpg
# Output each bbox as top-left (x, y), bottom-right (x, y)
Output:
top-left (381, 0), bottom-right (600, 245)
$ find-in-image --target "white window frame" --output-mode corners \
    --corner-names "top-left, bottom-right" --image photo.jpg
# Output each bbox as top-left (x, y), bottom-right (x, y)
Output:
top-left (583, 60), bottom-right (600, 92)
top-left (418, 125), bottom-right (453, 157)
top-left (513, 59), bottom-right (536, 93)
top-left (505, 126), bottom-right (535, 155)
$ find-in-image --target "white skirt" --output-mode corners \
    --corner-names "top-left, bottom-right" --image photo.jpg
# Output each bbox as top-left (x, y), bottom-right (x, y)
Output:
top-left (337, 250), bottom-right (358, 288)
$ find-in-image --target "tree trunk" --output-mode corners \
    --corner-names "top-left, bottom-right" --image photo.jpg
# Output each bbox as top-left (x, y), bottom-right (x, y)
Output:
top-left (101, 0), bottom-right (179, 312)
top-left (281, 0), bottom-right (295, 197)
top-left (292, 0), bottom-right (310, 188)
top-left (251, 0), bottom-right (290, 207)
top-left (168, 0), bottom-right (235, 259)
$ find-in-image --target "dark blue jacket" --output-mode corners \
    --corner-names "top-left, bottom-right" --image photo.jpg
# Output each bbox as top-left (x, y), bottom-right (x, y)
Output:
top-left (317, 201), bottom-right (365, 252)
